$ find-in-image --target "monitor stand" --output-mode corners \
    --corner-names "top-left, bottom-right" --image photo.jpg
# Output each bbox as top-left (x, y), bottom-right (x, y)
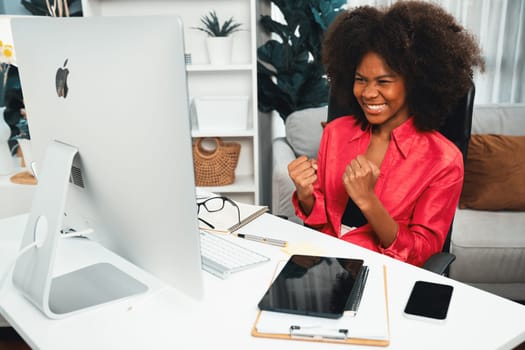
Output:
top-left (11, 141), bottom-right (148, 319)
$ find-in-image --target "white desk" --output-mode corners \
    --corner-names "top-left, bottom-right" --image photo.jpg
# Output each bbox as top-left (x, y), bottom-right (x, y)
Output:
top-left (0, 173), bottom-right (34, 219)
top-left (0, 174), bottom-right (34, 328)
top-left (1, 212), bottom-right (525, 349)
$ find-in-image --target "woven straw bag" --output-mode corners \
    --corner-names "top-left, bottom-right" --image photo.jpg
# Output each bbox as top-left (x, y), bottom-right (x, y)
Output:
top-left (193, 137), bottom-right (241, 186)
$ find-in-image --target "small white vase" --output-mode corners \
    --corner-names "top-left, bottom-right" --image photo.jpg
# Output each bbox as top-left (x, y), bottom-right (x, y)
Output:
top-left (206, 36), bottom-right (233, 65)
top-left (0, 114), bottom-right (15, 175)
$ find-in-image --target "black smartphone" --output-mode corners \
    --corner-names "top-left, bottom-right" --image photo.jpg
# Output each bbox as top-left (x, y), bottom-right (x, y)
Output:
top-left (403, 281), bottom-right (453, 322)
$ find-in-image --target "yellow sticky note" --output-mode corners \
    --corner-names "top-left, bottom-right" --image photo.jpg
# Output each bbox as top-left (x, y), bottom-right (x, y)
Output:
top-left (280, 241), bottom-right (324, 256)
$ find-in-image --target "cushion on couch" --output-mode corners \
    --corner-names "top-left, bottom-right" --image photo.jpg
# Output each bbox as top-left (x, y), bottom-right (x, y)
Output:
top-left (459, 134), bottom-right (525, 211)
top-left (285, 106), bottom-right (327, 159)
top-left (450, 208), bottom-right (525, 300)
top-left (472, 104), bottom-right (525, 135)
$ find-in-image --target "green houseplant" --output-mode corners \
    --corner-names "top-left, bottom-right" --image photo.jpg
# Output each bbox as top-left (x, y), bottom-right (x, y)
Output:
top-left (257, 0), bottom-right (345, 121)
top-left (194, 10), bottom-right (242, 37)
top-left (194, 10), bottom-right (243, 65)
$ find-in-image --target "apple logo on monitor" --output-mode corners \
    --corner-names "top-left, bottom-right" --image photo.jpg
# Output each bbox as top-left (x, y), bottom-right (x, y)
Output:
top-left (56, 59), bottom-right (69, 98)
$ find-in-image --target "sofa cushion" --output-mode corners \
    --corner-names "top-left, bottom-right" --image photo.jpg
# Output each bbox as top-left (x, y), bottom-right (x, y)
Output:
top-left (459, 134), bottom-right (525, 211)
top-left (285, 106), bottom-right (327, 159)
top-left (472, 104), bottom-right (525, 135)
top-left (450, 208), bottom-right (525, 286)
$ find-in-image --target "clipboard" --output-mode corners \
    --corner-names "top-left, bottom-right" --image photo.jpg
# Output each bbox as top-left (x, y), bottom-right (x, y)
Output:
top-left (251, 263), bottom-right (390, 346)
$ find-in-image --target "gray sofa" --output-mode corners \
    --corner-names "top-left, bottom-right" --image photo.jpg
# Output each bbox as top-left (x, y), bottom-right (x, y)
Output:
top-left (449, 104), bottom-right (525, 300)
top-left (272, 103), bottom-right (525, 300)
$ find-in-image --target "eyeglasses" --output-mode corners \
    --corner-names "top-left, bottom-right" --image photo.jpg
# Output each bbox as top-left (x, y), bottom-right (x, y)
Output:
top-left (197, 196), bottom-right (241, 229)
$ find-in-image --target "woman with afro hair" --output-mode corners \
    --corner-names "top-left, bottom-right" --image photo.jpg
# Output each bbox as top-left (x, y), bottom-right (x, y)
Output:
top-left (288, 1), bottom-right (484, 267)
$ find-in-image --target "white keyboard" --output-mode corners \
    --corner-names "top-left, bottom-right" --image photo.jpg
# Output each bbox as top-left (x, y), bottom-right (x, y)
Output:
top-left (200, 231), bottom-right (270, 279)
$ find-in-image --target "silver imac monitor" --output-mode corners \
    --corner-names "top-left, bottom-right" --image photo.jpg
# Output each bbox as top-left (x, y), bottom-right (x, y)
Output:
top-left (10, 15), bottom-right (203, 318)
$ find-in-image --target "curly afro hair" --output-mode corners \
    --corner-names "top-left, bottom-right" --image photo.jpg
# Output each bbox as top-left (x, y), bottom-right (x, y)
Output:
top-left (322, 1), bottom-right (485, 131)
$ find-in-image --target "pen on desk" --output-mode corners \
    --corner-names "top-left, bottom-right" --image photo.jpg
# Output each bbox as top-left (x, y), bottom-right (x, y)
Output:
top-left (235, 233), bottom-right (288, 247)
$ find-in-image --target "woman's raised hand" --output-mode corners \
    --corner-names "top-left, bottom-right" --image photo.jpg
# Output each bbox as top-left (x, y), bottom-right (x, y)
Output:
top-left (288, 156), bottom-right (318, 211)
top-left (342, 154), bottom-right (380, 209)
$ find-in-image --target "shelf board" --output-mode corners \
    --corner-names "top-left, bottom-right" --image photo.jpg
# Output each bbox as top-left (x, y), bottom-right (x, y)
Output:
top-left (186, 64), bottom-right (252, 72)
top-left (191, 129), bottom-right (255, 138)
top-left (197, 174), bottom-right (255, 193)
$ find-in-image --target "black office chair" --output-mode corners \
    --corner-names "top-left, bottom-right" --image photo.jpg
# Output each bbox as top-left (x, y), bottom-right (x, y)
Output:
top-left (327, 81), bottom-right (475, 275)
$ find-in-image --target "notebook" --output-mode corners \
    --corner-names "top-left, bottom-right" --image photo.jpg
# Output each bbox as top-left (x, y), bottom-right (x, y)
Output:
top-left (197, 195), bottom-right (268, 234)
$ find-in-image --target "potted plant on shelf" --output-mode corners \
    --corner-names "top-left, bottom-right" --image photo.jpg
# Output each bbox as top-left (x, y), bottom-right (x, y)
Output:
top-left (193, 10), bottom-right (242, 65)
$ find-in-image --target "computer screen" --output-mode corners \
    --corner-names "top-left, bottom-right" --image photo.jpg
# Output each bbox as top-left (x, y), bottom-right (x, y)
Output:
top-left (10, 15), bottom-right (203, 317)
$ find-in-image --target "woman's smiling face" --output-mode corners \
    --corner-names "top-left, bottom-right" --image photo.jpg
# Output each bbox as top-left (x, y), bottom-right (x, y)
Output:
top-left (353, 51), bottom-right (410, 130)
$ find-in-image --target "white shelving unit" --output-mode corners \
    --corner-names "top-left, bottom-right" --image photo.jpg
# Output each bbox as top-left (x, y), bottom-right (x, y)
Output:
top-left (81, 0), bottom-right (262, 205)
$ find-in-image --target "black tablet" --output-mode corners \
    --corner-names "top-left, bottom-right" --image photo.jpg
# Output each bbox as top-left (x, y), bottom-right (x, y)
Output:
top-left (257, 255), bottom-right (364, 319)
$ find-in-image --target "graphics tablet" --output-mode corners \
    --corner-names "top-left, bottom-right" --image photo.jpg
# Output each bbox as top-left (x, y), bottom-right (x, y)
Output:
top-left (257, 255), bottom-right (364, 319)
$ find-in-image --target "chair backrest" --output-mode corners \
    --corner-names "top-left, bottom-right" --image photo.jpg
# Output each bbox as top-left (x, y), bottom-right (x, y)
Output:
top-left (326, 81), bottom-right (476, 253)
top-left (439, 82), bottom-right (475, 164)
top-left (437, 82), bottom-right (475, 252)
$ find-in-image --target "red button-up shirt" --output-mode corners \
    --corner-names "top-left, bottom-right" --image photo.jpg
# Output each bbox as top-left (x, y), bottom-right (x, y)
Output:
top-left (293, 116), bottom-right (464, 267)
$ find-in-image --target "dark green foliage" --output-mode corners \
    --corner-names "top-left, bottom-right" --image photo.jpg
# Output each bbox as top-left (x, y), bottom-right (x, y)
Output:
top-left (21, 0), bottom-right (83, 16)
top-left (193, 10), bottom-right (242, 37)
top-left (257, 0), bottom-right (345, 121)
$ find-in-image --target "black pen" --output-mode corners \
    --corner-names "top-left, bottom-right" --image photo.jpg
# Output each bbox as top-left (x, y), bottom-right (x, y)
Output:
top-left (235, 233), bottom-right (288, 247)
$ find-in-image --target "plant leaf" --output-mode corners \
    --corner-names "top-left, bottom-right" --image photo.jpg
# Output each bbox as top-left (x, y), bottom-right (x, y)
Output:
top-left (193, 10), bottom-right (242, 37)
top-left (257, 0), bottom-right (345, 120)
